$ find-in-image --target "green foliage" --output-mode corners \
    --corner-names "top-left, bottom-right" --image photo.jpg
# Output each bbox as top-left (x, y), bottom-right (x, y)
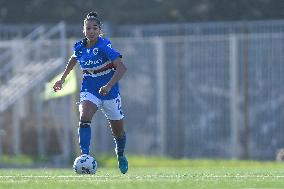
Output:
top-left (0, 155), bottom-right (33, 166)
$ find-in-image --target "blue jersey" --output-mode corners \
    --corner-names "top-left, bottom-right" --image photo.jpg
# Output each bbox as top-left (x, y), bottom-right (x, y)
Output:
top-left (73, 36), bottom-right (121, 100)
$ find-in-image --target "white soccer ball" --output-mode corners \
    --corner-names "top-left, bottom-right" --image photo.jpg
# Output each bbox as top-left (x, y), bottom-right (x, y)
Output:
top-left (73, 154), bottom-right (97, 174)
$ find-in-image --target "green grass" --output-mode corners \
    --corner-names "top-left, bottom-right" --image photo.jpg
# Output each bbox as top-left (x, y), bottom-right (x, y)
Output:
top-left (1, 158), bottom-right (284, 189)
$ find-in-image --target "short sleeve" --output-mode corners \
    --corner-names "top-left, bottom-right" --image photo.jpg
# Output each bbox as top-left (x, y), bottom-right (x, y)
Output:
top-left (103, 41), bottom-right (121, 62)
top-left (73, 40), bottom-right (84, 60)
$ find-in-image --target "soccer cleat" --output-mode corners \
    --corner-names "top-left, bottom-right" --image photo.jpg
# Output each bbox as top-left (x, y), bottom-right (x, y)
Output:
top-left (117, 156), bottom-right (128, 174)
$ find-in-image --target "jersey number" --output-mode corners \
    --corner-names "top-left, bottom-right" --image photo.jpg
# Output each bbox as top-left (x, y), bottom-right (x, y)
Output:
top-left (116, 98), bottom-right (121, 110)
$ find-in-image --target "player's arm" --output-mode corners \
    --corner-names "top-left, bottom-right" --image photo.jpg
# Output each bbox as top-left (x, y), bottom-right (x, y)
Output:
top-left (99, 57), bottom-right (127, 96)
top-left (53, 56), bottom-right (77, 92)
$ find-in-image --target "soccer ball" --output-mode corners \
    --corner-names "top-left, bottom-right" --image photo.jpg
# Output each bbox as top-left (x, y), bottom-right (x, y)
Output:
top-left (73, 154), bottom-right (97, 174)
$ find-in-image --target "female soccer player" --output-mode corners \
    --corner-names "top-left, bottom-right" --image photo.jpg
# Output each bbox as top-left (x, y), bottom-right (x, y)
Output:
top-left (53, 12), bottom-right (128, 174)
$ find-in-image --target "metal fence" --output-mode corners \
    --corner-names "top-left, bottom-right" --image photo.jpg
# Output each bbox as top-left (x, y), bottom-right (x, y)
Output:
top-left (1, 20), bottom-right (284, 39)
top-left (0, 21), bottom-right (283, 163)
top-left (113, 20), bottom-right (284, 37)
top-left (103, 32), bottom-right (284, 160)
top-left (0, 23), bottom-right (68, 162)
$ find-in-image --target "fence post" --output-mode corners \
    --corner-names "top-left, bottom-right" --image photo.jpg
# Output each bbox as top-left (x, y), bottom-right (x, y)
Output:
top-left (155, 37), bottom-right (166, 155)
top-left (11, 40), bottom-right (22, 156)
top-left (12, 104), bottom-right (21, 155)
top-left (59, 22), bottom-right (67, 63)
top-left (0, 116), bottom-right (4, 156)
top-left (35, 86), bottom-right (45, 157)
top-left (229, 34), bottom-right (241, 159)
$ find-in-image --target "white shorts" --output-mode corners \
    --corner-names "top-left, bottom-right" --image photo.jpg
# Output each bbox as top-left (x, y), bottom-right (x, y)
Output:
top-left (79, 92), bottom-right (124, 120)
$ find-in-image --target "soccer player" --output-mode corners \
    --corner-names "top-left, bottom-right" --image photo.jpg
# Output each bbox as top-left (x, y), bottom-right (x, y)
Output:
top-left (53, 11), bottom-right (128, 174)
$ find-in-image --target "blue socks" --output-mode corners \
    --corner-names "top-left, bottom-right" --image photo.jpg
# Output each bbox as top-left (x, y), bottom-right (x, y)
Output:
top-left (114, 132), bottom-right (126, 156)
top-left (78, 121), bottom-right (91, 155)
top-left (78, 121), bottom-right (126, 157)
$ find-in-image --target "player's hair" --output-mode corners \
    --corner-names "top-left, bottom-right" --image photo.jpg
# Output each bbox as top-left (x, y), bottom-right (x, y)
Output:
top-left (84, 11), bottom-right (102, 29)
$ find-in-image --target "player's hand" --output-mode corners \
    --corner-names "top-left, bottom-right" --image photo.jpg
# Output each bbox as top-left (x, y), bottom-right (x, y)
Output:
top-left (99, 85), bottom-right (111, 96)
top-left (53, 80), bottom-right (64, 92)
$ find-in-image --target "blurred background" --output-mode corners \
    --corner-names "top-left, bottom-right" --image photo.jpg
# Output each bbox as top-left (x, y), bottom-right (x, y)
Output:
top-left (0, 0), bottom-right (283, 167)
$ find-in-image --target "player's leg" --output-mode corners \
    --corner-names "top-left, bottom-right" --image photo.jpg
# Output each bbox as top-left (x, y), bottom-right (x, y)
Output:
top-left (78, 92), bottom-right (100, 155)
top-left (109, 119), bottom-right (128, 174)
top-left (102, 95), bottom-right (128, 174)
top-left (109, 119), bottom-right (126, 157)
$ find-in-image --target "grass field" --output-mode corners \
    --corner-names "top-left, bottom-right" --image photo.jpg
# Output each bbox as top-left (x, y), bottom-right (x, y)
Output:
top-left (1, 157), bottom-right (284, 189)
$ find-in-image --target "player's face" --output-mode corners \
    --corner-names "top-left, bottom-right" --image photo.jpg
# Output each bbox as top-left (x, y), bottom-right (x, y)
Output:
top-left (83, 20), bottom-right (100, 41)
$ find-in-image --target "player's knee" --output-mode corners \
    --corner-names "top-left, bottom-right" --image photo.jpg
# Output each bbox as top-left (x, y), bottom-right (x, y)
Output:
top-left (79, 107), bottom-right (95, 121)
top-left (79, 120), bottom-right (91, 128)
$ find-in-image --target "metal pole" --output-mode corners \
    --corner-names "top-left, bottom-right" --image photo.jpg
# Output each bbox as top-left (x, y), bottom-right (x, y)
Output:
top-left (229, 34), bottom-right (240, 159)
top-left (176, 37), bottom-right (185, 158)
top-left (59, 22), bottom-right (67, 62)
top-left (11, 40), bottom-right (22, 156)
top-left (12, 103), bottom-right (21, 155)
top-left (0, 115), bottom-right (4, 156)
top-left (62, 97), bottom-right (71, 163)
top-left (241, 28), bottom-right (250, 159)
top-left (35, 86), bottom-right (45, 157)
top-left (155, 37), bottom-right (166, 155)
